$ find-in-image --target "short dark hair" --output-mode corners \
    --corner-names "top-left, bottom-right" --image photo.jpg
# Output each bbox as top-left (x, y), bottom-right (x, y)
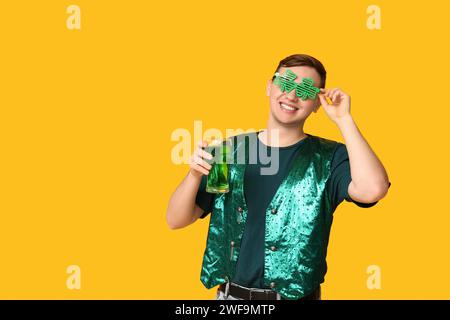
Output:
top-left (271, 54), bottom-right (327, 88)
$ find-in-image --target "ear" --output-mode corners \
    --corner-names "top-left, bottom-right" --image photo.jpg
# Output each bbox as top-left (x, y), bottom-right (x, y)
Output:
top-left (266, 79), bottom-right (272, 97)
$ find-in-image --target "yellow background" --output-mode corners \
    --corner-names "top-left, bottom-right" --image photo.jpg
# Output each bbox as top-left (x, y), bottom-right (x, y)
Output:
top-left (0, 0), bottom-right (449, 299)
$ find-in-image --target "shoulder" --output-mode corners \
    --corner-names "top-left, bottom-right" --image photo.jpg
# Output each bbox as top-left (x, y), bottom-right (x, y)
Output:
top-left (228, 131), bottom-right (259, 152)
top-left (308, 134), bottom-right (342, 156)
top-left (228, 131), bottom-right (258, 141)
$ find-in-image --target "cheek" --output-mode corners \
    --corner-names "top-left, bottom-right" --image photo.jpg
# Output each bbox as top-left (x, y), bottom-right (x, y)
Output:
top-left (270, 85), bottom-right (282, 98)
top-left (269, 93), bottom-right (281, 105)
top-left (299, 100), bottom-right (316, 109)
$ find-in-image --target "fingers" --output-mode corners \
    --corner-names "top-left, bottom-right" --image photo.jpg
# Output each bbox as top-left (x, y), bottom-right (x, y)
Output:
top-left (189, 155), bottom-right (210, 175)
top-left (327, 89), bottom-right (338, 103)
top-left (197, 140), bottom-right (208, 148)
top-left (189, 140), bottom-right (214, 176)
top-left (331, 91), bottom-right (339, 103)
top-left (193, 154), bottom-right (212, 170)
top-left (196, 140), bottom-right (214, 160)
top-left (193, 143), bottom-right (213, 169)
top-left (189, 163), bottom-right (209, 176)
top-left (318, 93), bottom-right (329, 107)
top-left (319, 88), bottom-right (345, 104)
top-left (197, 148), bottom-right (213, 161)
top-left (319, 88), bottom-right (333, 104)
top-left (197, 140), bottom-right (214, 160)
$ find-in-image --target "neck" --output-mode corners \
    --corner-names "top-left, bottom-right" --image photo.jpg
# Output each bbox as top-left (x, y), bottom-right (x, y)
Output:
top-left (259, 116), bottom-right (307, 147)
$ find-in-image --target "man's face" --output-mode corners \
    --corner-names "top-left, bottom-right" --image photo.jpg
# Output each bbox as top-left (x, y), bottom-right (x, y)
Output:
top-left (266, 66), bottom-right (322, 126)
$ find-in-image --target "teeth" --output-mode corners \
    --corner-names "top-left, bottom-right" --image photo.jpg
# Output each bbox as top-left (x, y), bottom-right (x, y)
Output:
top-left (280, 103), bottom-right (297, 111)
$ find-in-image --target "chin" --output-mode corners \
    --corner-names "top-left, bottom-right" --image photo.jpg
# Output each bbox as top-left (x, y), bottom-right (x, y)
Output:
top-left (271, 107), bottom-right (307, 126)
top-left (274, 114), bottom-right (305, 126)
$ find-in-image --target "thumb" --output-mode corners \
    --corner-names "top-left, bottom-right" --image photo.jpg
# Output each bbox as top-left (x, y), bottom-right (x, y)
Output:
top-left (318, 94), bottom-right (329, 108)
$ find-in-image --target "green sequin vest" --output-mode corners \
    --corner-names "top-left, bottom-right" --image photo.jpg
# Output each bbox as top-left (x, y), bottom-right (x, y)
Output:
top-left (200, 132), bottom-right (339, 299)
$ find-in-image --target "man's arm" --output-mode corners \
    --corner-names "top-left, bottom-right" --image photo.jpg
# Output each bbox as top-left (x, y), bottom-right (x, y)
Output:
top-left (166, 140), bottom-right (212, 229)
top-left (319, 88), bottom-right (390, 203)
top-left (337, 115), bottom-right (390, 203)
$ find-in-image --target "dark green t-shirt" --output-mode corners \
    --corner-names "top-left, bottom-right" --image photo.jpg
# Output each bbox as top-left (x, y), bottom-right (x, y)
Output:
top-left (195, 133), bottom-right (386, 289)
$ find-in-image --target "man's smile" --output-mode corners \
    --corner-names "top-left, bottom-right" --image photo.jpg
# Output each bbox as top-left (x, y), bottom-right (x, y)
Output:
top-left (279, 101), bottom-right (299, 113)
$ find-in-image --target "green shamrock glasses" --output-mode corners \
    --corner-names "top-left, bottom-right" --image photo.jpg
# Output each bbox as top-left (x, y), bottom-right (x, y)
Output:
top-left (273, 69), bottom-right (321, 100)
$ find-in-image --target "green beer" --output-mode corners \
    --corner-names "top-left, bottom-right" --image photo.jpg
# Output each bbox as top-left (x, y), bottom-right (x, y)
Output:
top-left (205, 139), bottom-right (230, 194)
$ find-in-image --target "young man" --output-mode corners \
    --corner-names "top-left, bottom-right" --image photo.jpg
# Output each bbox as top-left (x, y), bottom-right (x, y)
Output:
top-left (166, 54), bottom-right (391, 300)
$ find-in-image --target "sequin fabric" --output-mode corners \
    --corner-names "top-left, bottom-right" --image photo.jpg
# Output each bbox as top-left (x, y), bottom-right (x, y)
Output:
top-left (200, 132), bottom-right (338, 299)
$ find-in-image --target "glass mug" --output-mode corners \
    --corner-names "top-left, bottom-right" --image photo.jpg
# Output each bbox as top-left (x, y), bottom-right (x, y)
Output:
top-left (204, 138), bottom-right (231, 194)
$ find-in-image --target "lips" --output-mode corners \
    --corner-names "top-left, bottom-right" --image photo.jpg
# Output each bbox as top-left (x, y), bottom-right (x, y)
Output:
top-left (279, 101), bottom-right (299, 112)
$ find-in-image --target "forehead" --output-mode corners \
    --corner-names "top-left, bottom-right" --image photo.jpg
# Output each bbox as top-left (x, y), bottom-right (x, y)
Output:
top-left (278, 66), bottom-right (321, 86)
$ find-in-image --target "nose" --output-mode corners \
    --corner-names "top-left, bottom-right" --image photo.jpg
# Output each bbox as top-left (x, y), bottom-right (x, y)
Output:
top-left (285, 89), bottom-right (298, 101)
